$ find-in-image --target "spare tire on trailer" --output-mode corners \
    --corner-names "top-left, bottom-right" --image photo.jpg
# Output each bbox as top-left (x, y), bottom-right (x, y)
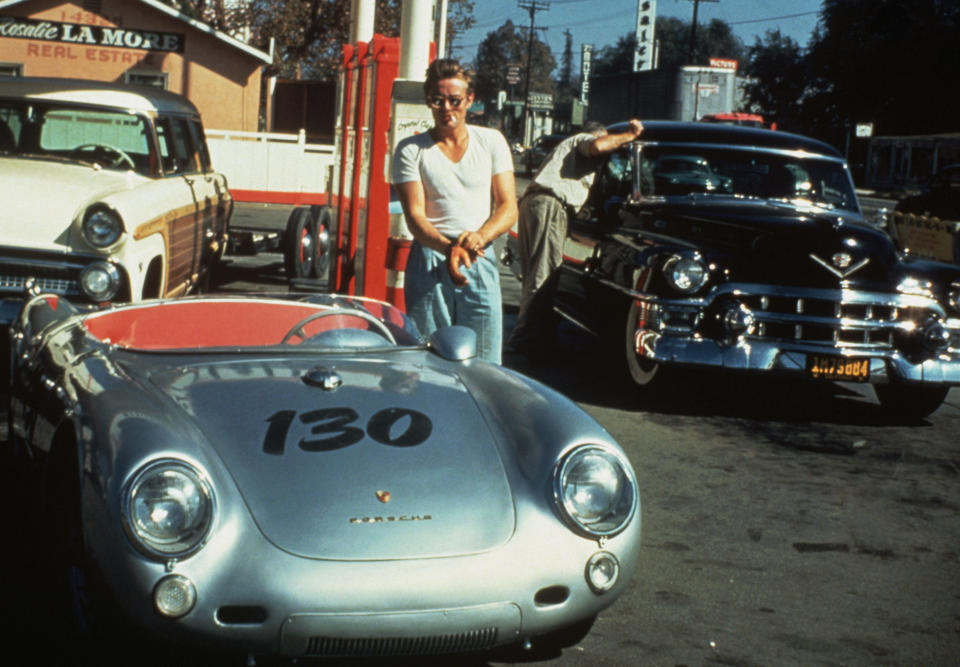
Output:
top-left (284, 206), bottom-right (316, 280)
top-left (310, 204), bottom-right (338, 289)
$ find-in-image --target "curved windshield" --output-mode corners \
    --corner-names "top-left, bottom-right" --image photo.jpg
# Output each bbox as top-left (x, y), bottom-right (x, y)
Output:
top-left (0, 99), bottom-right (153, 175)
top-left (627, 144), bottom-right (859, 212)
top-left (82, 295), bottom-right (422, 351)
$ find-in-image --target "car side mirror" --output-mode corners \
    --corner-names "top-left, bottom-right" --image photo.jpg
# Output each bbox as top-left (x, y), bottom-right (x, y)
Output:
top-left (429, 325), bottom-right (477, 361)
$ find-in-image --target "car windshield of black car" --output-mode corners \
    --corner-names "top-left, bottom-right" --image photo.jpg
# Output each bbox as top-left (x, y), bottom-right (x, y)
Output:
top-left (631, 145), bottom-right (857, 212)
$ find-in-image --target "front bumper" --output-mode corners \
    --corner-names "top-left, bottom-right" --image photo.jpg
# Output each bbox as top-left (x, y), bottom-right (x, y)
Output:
top-left (632, 282), bottom-right (960, 384)
top-left (0, 245), bottom-right (128, 302)
top-left (88, 490), bottom-right (641, 659)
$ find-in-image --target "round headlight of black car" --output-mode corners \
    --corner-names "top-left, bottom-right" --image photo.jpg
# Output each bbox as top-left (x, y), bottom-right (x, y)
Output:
top-left (555, 445), bottom-right (638, 538)
top-left (663, 256), bottom-right (709, 294)
top-left (124, 460), bottom-right (214, 559)
top-left (80, 262), bottom-right (121, 302)
top-left (82, 207), bottom-right (124, 248)
top-left (949, 282), bottom-right (960, 314)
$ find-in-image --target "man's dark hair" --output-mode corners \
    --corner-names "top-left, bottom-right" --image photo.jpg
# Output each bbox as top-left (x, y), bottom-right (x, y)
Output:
top-left (584, 120), bottom-right (606, 134)
top-left (424, 59), bottom-right (475, 97)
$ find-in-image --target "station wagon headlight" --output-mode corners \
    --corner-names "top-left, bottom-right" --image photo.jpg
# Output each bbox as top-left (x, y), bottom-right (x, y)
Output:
top-left (82, 206), bottom-right (124, 248)
top-left (123, 460), bottom-right (214, 559)
top-left (663, 255), bottom-right (709, 294)
top-left (555, 445), bottom-right (638, 538)
top-left (80, 262), bottom-right (121, 302)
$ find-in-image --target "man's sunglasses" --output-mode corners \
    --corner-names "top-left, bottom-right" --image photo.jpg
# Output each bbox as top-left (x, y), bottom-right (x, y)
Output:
top-left (427, 95), bottom-right (465, 109)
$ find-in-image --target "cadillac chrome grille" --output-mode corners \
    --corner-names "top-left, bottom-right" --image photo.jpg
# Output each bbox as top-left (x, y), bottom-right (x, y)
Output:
top-left (738, 291), bottom-right (932, 348)
top-left (305, 628), bottom-right (499, 657)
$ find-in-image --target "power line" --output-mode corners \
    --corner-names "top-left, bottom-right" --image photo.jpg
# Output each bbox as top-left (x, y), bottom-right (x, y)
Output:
top-left (728, 10), bottom-right (819, 26)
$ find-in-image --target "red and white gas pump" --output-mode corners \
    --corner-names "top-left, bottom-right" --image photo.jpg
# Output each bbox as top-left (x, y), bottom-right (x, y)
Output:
top-left (286, 0), bottom-right (437, 312)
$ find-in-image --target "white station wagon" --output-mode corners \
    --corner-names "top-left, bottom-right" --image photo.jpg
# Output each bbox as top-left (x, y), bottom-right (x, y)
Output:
top-left (0, 77), bottom-right (232, 304)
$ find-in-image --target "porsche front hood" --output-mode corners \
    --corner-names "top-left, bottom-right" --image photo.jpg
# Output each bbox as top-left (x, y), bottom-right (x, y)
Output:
top-left (149, 356), bottom-right (516, 560)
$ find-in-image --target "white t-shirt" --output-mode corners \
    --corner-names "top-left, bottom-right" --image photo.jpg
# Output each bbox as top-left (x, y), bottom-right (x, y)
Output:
top-left (391, 125), bottom-right (514, 238)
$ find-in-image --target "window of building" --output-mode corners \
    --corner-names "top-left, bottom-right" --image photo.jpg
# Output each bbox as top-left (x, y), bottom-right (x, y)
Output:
top-left (0, 63), bottom-right (23, 77)
top-left (124, 72), bottom-right (169, 89)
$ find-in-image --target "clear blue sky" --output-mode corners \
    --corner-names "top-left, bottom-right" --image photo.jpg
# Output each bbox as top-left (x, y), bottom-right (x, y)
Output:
top-left (450, 0), bottom-right (823, 69)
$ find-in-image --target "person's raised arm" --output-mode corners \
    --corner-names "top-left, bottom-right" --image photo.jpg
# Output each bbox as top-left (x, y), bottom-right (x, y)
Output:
top-left (586, 119), bottom-right (644, 158)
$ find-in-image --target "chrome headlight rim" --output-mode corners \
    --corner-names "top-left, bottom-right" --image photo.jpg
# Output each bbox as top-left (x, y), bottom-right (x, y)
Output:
top-left (948, 282), bottom-right (960, 315)
top-left (122, 459), bottom-right (215, 561)
top-left (553, 444), bottom-right (639, 539)
top-left (662, 254), bottom-right (709, 294)
top-left (81, 205), bottom-right (125, 249)
top-left (79, 261), bottom-right (121, 302)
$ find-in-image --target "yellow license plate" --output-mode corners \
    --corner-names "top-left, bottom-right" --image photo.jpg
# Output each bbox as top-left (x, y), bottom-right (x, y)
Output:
top-left (807, 355), bottom-right (870, 382)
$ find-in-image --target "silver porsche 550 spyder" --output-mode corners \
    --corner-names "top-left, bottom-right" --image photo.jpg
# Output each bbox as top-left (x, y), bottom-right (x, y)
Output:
top-left (6, 292), bottom-right (641, 661)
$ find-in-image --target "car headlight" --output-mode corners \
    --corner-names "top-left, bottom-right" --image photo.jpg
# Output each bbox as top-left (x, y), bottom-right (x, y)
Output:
top-left (123, 460), bottom-right (214, 559)
top-left (663, 255), bottom-right (709, 294)
top-left (80, 262), bottom-right (121, 302)
top-left (554, 445), bottom-right (638, 538)
top-left (949, 282), bottom-right (960, 314)
top-left (82, 206), bottom-right (124, 248)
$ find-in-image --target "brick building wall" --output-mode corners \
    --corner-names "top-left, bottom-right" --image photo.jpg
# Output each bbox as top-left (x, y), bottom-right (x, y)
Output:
top-left (0, 0), bottom-right (270, 130)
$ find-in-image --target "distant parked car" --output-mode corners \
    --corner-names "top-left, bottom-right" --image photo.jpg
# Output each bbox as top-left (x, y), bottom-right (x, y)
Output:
top-left (895, 164), bottom-right (960, 221)
top-left (0, 77), bottom-right (232, 306)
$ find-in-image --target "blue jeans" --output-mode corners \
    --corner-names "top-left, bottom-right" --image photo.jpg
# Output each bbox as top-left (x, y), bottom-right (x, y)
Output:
top-left (404, 241), bottom-right (502, 364)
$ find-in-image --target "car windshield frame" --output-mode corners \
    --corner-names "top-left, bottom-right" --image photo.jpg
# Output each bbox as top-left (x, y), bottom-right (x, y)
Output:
top-left (77, 294), bottom-right (424, 353)
top-left (629, 140), bottom-right (860, 213)
top-left (0, 98), bottom-right (156, 176)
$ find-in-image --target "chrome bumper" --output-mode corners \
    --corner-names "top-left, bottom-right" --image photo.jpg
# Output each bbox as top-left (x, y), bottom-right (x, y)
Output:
top-left (643, 333), bottom-right (960, 383)
top-left (633, 283), bottom-right (960, 384)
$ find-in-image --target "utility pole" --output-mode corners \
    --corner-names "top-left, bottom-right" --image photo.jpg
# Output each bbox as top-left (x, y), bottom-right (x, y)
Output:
top-left (519, 0), bottom-right (549, 145)
top-left (683, 0), bottom-right (718, 63)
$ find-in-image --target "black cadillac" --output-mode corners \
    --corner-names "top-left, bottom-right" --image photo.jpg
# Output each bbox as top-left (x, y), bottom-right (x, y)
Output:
top-left (530, 121), bottom-right (960, 419)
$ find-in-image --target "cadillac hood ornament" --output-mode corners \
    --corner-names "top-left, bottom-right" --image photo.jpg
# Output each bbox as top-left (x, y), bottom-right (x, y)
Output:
top-left (809, 252), bottom-right (870, 279)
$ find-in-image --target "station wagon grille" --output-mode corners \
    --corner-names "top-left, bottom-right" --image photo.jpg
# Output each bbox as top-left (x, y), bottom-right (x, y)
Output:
top-left (304, 627), bottom-right (499, 657)
top-left (0, 273), bottom-right (78, 295)
top-left (0, 248), bottom-right (90, 297)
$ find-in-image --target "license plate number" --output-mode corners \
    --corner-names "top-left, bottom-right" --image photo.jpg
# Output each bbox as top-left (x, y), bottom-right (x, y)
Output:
top-left (807, 355), bottom-right (870, 382)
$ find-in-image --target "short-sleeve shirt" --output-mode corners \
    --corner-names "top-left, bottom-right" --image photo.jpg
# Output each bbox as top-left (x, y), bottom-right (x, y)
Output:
top-left (531, 132), bottom-right (600, 211)
top-left (391, 125), bottom-right (514, 238)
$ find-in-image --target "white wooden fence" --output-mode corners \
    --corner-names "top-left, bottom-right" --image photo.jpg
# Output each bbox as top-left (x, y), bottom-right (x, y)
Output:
top-left (206, 129), bottom-right (335, 203)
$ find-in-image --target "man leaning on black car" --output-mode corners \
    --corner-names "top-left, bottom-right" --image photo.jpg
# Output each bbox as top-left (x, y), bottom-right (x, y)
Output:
top-left (508, 119), bottom-right (644, 355)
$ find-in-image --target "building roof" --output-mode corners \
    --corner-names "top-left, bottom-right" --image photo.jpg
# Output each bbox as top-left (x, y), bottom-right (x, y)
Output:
top-left (0, 0), bottom-right (272, 64)
top-left (0, 76), bottom-right (203, 115)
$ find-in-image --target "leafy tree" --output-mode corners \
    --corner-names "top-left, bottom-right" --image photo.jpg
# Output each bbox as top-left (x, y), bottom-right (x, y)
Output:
top-left (741, 30), bottom-right (808, 132)
top-left (592, 16), bottom-right (745, 76)
top-left (591, 32), bottom-right (635, 77)
top-left (472, 19), bottom-right (556, 103)
top-left (160, 1), bottom-right (476, 80)
top-left (804, 0), bottom-right (960, 141)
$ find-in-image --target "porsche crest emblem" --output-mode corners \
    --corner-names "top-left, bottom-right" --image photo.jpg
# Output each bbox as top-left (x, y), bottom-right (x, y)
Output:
top-left (376, 490), bottom-right (391, 503)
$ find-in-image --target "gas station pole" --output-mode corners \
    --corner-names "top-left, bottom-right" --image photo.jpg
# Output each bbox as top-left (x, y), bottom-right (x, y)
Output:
top-left (382, 0), bottom-right (437, 308)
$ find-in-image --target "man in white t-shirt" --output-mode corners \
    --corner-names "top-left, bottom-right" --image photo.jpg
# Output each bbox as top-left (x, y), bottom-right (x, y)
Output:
top-left (391, 59), bottom-right (517, 363)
